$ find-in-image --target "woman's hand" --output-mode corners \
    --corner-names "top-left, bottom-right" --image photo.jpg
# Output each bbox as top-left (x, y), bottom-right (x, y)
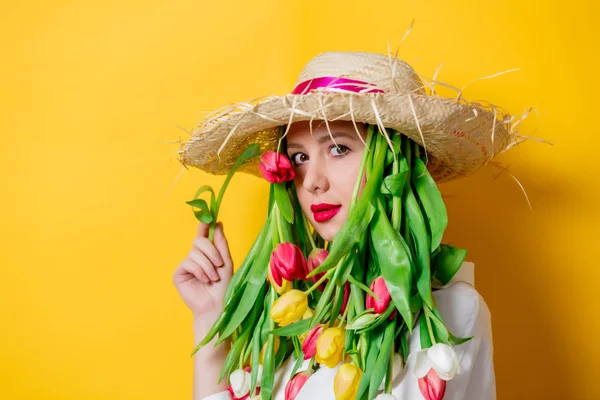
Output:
top-left (173, 221), bottom-right (233, 320)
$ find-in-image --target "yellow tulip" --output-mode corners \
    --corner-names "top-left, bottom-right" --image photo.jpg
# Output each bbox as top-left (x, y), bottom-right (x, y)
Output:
top-left (333, 363), bottom-right (362, 400)
top-left (315, 327), bottom-right (345, 368)
top-left (270, 290), bottom-right (308, 326)
top-left (259, 335), bottom-right (281, 364)
top-left (268, 265), bottom-right (292, 294)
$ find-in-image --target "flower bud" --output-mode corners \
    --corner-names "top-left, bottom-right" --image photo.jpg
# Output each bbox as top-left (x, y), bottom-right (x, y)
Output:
top-left (259, 151), bottom-right (296, 183)
top-left (333, 363), bottom-right (362, 400)
top-left (418, 368), bottom-right (446, 400)
top-left (301, 324), bottom-right (324, 360)
top-left (270, 242), bottom-right (308, 285)
top-left (228, 368), bottom-right (251, 398)
top-left (268, 264), bottom-right (292, 294)
top-left (270, 290), bottom-right (308, 326)
top-left (284, 370), bottom-right (312, 400)
top-left (426, 343), bottom-right (460, 380)
top-left (340, 282), bottom-right (350, 315)
top-left (315, 327), bottom-right (345, 368)
top-left (347, 312), bottom-right (378, 330)
top-left (307, 248), bottom-right (329, 288)
top-left (366, 277), bottom-right (392, 314)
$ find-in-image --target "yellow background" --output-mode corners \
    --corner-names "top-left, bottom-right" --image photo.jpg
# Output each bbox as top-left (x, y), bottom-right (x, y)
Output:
top-left (1, 0), bottom-right (598, 399)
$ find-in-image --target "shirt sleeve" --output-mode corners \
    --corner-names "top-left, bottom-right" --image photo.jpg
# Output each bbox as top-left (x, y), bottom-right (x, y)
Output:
top-left (199, 391), bottom-right (232, 400)
top-left (391, 281), bottom-right (496, 400)
top-left (432, 281), bottom-right (496, 400)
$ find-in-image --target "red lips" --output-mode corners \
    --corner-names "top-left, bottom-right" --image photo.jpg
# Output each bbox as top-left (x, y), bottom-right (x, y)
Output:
top-left (311, 203), bottom-right (341, 223)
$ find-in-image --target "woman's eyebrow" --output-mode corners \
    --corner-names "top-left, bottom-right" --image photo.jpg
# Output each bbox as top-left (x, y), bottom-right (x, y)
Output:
top-left (287, 131), bottom-right (360, 150)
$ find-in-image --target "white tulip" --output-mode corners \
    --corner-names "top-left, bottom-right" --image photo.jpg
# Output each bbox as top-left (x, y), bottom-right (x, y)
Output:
top-left (414, 343), bottom-right (460, 381)
top-left (374, 394), bottom-right (397, 400)
top-left (229, 368), bottom-right (251, 398)
top-left (378, 352), bottom-right (404, 390)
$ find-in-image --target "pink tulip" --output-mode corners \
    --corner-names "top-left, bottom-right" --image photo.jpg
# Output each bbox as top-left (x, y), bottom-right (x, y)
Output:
top-left (259, 151), bottom-right (296, 183)
top-left (366, 277), bottom-right (393, 314)
top-left (418, 368), bottom-right (446, 400)
top-left (285, 370), bottom-right (312, 400)
top-left (270, 243), bottom-right (308, 285)
top-left (301, 324), bottom-right (324, 360)
top-left (307, 248), bottom-right (329, 290)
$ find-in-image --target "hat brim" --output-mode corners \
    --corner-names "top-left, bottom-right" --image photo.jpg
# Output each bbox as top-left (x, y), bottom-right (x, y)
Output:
top-left (179, 91), bottom-right (517, 183)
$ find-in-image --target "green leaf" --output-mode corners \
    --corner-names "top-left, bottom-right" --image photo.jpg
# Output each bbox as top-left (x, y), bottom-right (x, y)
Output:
top-left (404, 187), bottom-right (434, 309)
top-left (380, 157), bottom-right (409, 197)
top-left (449, 332), bottom-right (474, 345)
top-left (412, 156), bottom-right (448, 252)
top-left (357, 328), bottom-right (385, 399)
top-left (368, 320), bottom-right (396, 400)
top-left (270, 318), bottom-right (311, 337)
top-left (371, 197), bottom-right (413, 332)
top-left (419, 312), bottom-right (433, 349)
top-left (215, 143), bottom-right (261, 213)
top-left (218, 223), bottom-right (273, 342)
top-left (260, 288), bottom-right (277, 400)
top-left (273, 183), bottom-right (294, 224)
top-left (433, 244), bottom-right (468, 285)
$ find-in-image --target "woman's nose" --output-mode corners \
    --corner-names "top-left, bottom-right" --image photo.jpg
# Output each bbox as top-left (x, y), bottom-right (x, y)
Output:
top-left (302, 161), bottom-right (330, 194)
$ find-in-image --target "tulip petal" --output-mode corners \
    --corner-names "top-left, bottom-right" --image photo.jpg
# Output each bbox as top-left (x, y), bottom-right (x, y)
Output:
top-left (413, 349), bottom-right (432, 379)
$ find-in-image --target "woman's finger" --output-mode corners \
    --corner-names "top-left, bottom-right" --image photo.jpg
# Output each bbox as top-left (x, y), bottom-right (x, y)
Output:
top-left (196, 220), bottom-right (210, 239)
top-left (214, 222), bottom-right (233, 271)
top-left (174, 258), bottom-right (209, 284)
top-left (192, 236), bottom-right (224, 267)
top-left (188, 247), bottom-right (221, 282)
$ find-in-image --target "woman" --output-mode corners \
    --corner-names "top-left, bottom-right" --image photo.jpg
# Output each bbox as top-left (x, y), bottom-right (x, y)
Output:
top-left (174, 52), bottom-right (518, 400)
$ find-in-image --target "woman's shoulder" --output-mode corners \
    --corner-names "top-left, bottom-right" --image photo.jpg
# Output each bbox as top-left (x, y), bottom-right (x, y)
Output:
top-left (431, 262), bottom-right (492, 338)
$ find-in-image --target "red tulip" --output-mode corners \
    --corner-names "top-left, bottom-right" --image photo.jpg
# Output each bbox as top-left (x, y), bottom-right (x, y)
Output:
top-left (340, 282), bottom-right (350, 315)
top-left (366, 277), bottom-right (392, 314)
top-left (270, 243), bottom-right (308, 285)
top-left (307, 248), bottom-right (328, 289)
top-left (301, 324), bottom-right (324, 360)
top-left (418, 368), bottom-right (446, 400)
top-left (259, 151), bottom-right (296, 183)
top-left (285, 370), bottom-right (312, 400)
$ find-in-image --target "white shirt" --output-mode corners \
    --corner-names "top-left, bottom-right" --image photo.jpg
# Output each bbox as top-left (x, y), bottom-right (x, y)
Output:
top-left (202, 262), bottom-right (495, 400)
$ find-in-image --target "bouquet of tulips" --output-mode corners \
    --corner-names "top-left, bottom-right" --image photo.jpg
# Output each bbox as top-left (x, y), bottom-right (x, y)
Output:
top-left (188, 124), bottom-right (471, 400)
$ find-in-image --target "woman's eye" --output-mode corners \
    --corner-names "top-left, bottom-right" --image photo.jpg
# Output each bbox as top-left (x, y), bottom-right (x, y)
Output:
top-left (291, 153), bottom-right (308, 165)
top-left (330, 145), bottom-right (350, 157)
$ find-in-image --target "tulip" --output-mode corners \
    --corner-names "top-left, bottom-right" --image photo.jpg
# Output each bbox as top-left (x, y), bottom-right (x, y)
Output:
top-left (268, 264), bottom-right (292, 295)
top-left (284, 370), bottom-right (312, 400)
top-left (259, 151), bottom-right (296, 183)
top-left (366, 277), bottom-right (392, 314)
top-left (340, 282), bottom-right (350, 315)
top-left (414, 343), bottom-right (460, 381)
top-left (270, 290), bottom-right (308, 326)
top-left (333, 363), bottom-right (362, 400)
top-left (417, 368), bottom-right (446, 400)
top-left (374, 395), bottom-right (397, 400)
top-left (270, 242), bottom-right (308, 285)
top-left (307, 248), bottom-right (329, 289)
top-left (228, 368), bottom-right (251, 399)
top-left (259, 336), bottom-right (280, 364)
top-left (315, 327), bottom-right (345, 368)
top-left (301, 324), bottom-right (324, 360)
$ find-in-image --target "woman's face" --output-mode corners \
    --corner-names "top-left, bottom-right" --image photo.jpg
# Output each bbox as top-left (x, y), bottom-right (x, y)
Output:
top-left (286, 120), bottom-right (368, 242)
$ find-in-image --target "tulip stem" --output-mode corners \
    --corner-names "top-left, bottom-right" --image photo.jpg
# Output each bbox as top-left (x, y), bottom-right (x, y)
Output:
top-left (305, 268), bottom-right (335, 296)
top-left (303, 214), bottom-right (316, 250)
top-left (350, 124), bottom-right (375, 210)
top-left (307, 358), bottom-right (316, 371)
top-left (423, 305), bottom-right (437, 345)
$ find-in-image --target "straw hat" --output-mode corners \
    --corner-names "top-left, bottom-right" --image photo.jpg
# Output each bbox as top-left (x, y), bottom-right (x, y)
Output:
top-left (178, 51), bottom-right (523, 183)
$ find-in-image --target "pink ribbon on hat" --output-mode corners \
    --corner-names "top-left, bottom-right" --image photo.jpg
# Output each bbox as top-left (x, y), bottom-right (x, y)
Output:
top-left (291, 76), bottom-right (384, 95)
